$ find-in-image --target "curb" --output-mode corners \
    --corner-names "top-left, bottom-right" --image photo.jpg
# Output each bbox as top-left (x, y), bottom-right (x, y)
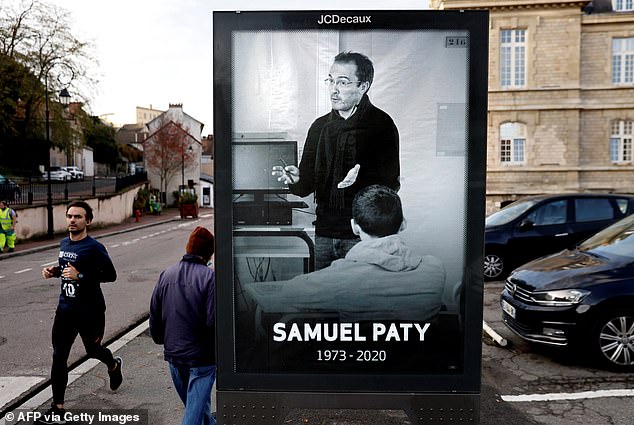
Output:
top-left (0, 216), bottom-right (181, 260)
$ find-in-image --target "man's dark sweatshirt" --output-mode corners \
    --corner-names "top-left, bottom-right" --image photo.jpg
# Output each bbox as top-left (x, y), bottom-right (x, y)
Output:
top-left (55, 236), bottom-right (117, 314)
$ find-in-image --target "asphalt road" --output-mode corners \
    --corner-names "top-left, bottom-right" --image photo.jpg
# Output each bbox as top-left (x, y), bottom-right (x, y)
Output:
top-left (481, 280), bottom-right (634, 425)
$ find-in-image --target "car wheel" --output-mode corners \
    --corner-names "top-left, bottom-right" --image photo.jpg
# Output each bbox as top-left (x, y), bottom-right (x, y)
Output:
top-left (591, 310), bottom-right (634, 371)
top-left (483, 252), bottom-right (504, 281)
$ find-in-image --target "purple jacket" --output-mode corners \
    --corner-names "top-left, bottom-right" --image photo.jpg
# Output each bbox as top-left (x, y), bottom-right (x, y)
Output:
top-left (149, 254), bottom-right (216, 366)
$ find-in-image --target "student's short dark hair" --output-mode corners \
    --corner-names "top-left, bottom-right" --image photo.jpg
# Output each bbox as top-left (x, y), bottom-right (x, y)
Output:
top-left (66, 200), bottom-right (93, 222)
top-left (334, 51), bottom-right (374, 89)
top-left (352, 185), bottom-right (403, 237)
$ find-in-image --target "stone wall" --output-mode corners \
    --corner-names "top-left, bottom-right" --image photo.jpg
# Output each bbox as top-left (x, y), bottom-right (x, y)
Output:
top-left (13, 186), bottom-right (142, 240)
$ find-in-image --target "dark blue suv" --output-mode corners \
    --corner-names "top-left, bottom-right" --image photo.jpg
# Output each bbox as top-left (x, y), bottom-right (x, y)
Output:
top-left (484, 193), bottom-right (634, 280)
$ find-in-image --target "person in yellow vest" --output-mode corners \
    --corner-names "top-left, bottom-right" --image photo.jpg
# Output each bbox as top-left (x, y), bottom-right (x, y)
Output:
top-left (0, 200), bottom-right (17, 253)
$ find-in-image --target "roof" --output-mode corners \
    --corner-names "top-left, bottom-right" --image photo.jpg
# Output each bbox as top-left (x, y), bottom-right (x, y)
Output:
top-left (143, 120), bottom-right (201, 145)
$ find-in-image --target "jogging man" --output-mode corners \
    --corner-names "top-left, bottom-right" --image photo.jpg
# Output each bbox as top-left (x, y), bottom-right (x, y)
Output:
top-left (39, 200), bottom-right (122, 424)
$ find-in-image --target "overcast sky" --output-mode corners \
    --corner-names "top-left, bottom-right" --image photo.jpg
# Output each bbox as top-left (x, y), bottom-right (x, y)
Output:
top-left (52, 0), bottom-right (429, 132)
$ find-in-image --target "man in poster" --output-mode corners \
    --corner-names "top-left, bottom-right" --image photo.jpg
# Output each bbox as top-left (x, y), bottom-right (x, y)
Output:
top-left (274, 51), bottom-right (400, 270)
top-left (246, 185), bottom-right (445, 323)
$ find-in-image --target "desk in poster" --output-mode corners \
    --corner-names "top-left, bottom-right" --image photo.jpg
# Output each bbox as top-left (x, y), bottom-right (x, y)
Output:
top-left (233, 227), bottom-right (315, 273)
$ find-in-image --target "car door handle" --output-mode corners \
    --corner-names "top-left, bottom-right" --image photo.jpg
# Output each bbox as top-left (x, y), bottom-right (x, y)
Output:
top-left (555, 233), bottom-right (569, 237)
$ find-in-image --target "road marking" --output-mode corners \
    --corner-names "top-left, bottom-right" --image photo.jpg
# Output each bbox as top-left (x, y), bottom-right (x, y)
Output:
top-left (0, 276), bottom-right (4, 280)
top-left (110, 244), bottom-right (120, 248)
top-left (502, 389), bottom-right (634, 402)
top-left (14, 268), bottom-right (32, 274)
top-left (40, 261), bottom-right (57, 267)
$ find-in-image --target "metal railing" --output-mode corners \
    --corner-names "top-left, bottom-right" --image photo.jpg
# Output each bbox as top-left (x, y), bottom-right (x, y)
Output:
top-left (1, 172), bottom-right (147, 206)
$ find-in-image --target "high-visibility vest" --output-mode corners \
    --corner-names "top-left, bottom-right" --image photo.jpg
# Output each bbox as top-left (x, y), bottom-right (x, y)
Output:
top-left (0, 208), bottom-right (14, 230)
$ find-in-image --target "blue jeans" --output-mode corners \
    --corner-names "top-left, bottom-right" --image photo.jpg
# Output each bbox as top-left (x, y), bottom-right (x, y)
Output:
top-left (168, 363), bottom-right (216, 425)
top-left (314, 236), bottom-right (360, 270)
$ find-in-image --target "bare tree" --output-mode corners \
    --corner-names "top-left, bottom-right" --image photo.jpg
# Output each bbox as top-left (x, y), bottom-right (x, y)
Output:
top-left (144, 116), bottom-right (198, 200)
top-left (0, 0), bottom-right (97, 137)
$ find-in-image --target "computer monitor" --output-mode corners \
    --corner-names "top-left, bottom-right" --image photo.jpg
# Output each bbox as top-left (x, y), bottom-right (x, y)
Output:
top-left (232, 140), bottom-right (297, 197)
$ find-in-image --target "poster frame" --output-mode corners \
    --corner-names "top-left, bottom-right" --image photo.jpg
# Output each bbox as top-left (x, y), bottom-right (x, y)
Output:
top-left (213, 10), bottom-right (488, 420)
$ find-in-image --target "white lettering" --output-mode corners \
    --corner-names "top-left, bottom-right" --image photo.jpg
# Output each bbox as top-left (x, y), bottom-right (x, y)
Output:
top-left (373, 323), bottom-right (432, 342)
top-left (355, 323), bottom-right (367, 341)
top-left (304, 323), bottom-right (321, 341)
top-left (340, 323), bottom-right (353, 341)
top-left (18, 412), bottom-right (42, 421)
top-left (273, 322), bottom-right (429, 342)
top-left (287, 324), bottom-right (303, 341)
top-left (373, 323), bottom-right (386, 341)
top-left (384, 324), bottom-right (401, 341)
top-left (273, 323), bottom-right (286, 342)
top-left (317, 14), bottom-right (372, 25)
top-left (323, 323), bottom-right (338, 341)
top-left (415, 322), bottom-right (431, 341)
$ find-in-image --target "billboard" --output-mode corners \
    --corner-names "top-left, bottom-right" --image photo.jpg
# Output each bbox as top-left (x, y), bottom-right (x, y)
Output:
top-left (214, 9), bottom-right (488, 423)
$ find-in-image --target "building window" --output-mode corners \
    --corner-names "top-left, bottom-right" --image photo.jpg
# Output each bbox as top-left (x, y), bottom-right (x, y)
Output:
top-left (500, 122), bottom-right (526, 164)
top-left (613, 0), bottom-right (634, 11)
top-left (612, 38), bottom-right (634, 85)
top-left (610, 120), bottom-right (633, 162)
top-left (500, 29), bottom-right (526, 88)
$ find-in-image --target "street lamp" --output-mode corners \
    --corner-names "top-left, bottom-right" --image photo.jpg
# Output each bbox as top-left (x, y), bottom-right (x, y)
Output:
top-left (59, 88), bottom-right (71, 106)
top-left (45, 77), bottom-right (72, 239)
top-left (181, 144), bottom-right (193, 188)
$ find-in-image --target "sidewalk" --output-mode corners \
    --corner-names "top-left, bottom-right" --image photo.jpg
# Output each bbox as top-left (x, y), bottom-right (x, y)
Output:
top-left (0, 208), bottom-right (182, 258)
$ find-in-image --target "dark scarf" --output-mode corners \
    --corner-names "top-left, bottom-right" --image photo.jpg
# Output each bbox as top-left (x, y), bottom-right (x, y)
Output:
top-left (314, 94), bottom-right (372, 209)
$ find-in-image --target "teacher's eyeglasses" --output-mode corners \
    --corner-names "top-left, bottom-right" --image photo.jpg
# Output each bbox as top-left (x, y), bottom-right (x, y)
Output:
top-left (323, 78), bottom-right (361, 88)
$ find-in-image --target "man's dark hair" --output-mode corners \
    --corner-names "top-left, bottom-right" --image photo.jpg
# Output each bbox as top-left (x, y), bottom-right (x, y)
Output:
top-left (352, 185), bottom-right (403, 237)
top-left (334, 51), bottom-right (374, 89)
top-left (67, 200), bottom-right (93, 222)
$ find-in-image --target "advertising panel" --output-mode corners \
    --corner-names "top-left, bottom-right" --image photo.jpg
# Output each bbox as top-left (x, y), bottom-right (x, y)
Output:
top-left (214, 9), bottom-right (488, 405)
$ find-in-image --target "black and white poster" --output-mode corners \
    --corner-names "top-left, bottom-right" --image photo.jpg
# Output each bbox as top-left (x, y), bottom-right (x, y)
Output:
top-left (214, 10), bottom-right (488, 394)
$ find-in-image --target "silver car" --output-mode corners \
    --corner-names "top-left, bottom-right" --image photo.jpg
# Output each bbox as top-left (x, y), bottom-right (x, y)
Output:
top-left (42, 166), bottom-right (72, 181)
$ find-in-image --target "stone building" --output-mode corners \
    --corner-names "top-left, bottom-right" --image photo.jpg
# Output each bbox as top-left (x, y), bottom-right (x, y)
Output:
top-left (143, 104), bottom-right (204, 206)
top-left (431, 0), bottom-right (634, 213)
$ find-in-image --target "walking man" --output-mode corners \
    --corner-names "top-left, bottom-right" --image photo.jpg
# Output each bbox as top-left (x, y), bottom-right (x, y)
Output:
top-left (39, 201), bottom-right (122, 424)
top-left (0, 199), bottom-right (17, 253)
top-left (150, 226), bottom-right (217, 425)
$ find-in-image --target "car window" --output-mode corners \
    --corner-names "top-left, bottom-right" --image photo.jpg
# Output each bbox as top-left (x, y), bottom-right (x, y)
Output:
top-left (616, 198), bottom-right (629, 214)
top-left (574, 198), bottom-right (615, 223)
top-left (526, 200), bottom-right (567, 226)
top-left (580, 215), bottom-right (634, 258)
top-left (485, 199), bottom-right (539, 226)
